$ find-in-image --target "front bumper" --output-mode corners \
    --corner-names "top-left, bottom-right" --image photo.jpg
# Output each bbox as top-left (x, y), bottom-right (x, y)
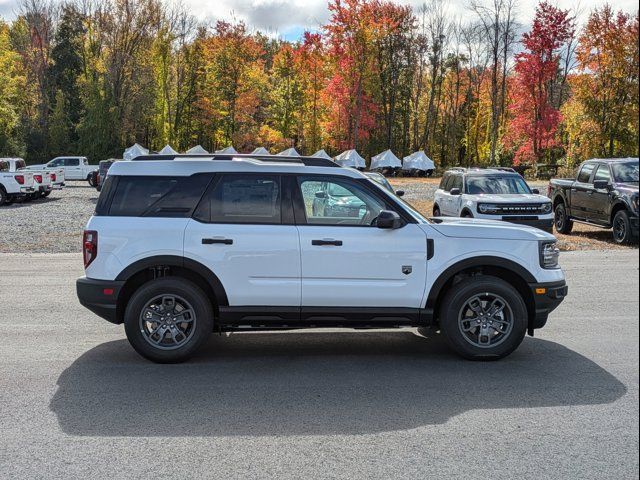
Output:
top-left (502, 215), bottom-right (554, 232)
top-left (76, 276), bottom-right (125, 324)
top-left (528, 280), bottom-right (568, 331)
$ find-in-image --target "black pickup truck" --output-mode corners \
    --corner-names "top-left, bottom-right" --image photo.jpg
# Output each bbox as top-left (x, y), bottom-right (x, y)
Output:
top-left (548, 158), bottom-right (639, 244)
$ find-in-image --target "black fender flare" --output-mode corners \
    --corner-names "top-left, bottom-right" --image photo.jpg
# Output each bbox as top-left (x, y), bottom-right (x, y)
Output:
top-left (115, 255), bottom-right (229, 306)
top-left (425, 256), bottom-right (536, 310)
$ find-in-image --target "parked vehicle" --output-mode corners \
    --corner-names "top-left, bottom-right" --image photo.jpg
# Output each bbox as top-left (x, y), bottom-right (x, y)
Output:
top-left (96, 159), bottom-right (118, 192)
top-left (76, 153), bottom-right (567, 363)
top-left (548, 158), bottom-right (639, 244)
top-left (24, 156), bottom-right (96, 185)
top-left (30, 171), bottom-right (53, 199)
top-left (4, 157), bottom-right (64, 198)
top-left (363, 171), bottom-right (404, 196)
top-left (433, 168), bottom-right (554, 233)
top-left (0, 158), bottom-right (35, 205)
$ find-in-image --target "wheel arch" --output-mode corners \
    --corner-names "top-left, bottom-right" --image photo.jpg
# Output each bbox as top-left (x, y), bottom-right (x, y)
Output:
top-left (460, 207), bottom-right (474, 218)
top-left (610, 200), bottom-right (629, 224)
top-left (426, 256), bottom-right (536, 328)
top-left (114, 255), bottom-right (228, 324)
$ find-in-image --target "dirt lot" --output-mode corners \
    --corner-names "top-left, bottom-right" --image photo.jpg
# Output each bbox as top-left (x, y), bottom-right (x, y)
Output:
top-left (0, 179), bottom-right (637, 253)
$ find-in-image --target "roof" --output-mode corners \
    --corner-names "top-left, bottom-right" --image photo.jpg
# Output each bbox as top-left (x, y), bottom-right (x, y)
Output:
top-left (582, 158), bottom-right (639, 164)
top-left (109, 156), bottom-right (363, 178)
top-left (446, 167), bottom-right (522, 177)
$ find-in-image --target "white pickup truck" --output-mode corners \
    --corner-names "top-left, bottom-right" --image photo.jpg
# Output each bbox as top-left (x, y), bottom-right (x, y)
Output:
top-left (0, 158), bottom-right (35, 205)
top-left (6, 158), bottom-right (62, 199)
top-left (25, 156), bottom-right (95, 184)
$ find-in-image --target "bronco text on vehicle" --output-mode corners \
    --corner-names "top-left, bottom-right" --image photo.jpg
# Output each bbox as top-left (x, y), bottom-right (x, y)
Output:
top-left (76, 154), bottom-right (567, 363)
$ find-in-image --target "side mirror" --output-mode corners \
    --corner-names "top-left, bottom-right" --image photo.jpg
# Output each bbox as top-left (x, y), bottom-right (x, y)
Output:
top-left (449, 188), bottom-right (462, 196)
top-left (376, 210), bottom-right (402, 229)
top-left (593, 180), bottom-right (610, 190)
top-left (314, 191), bottom-right (327, 199)
top-left (532, 188), bottom-right (540, 194)
top-left (396, 190), bottom-right (405, 197)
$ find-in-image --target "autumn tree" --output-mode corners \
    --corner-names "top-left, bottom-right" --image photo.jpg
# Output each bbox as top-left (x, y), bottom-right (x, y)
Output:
top-left (507, 2), bottom-right (573, 166)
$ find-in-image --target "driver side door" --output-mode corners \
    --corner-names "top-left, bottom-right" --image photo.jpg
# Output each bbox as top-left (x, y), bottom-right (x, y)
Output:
top-left (294, 175), bottom-right (428, 309)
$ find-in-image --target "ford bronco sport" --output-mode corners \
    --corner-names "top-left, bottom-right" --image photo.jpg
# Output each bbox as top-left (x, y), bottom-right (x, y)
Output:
top-left (76, 153), bottom-right (567, 363)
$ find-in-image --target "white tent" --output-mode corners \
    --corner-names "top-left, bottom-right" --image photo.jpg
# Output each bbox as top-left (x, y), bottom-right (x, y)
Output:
top-left (370, 149), bottom-right (401, 169)
top-left (251, 147), bottom-right (271, 155)
top-left (186, 145), bottom-right (209, 154)
top-left (311, 149), bottom-right (332, 160)
top-left (216, 146), bottom-right (238, 154)
top-left (334, 149), bottom-right (366, 169)
top-left (402, 151), bottom-right (435, 171)
top-left (123, 143), bottom-right (149, 161)
top-left (159, 144), bottom-right (178, 155)
top-left (278, 147), bottom-right (300, 156)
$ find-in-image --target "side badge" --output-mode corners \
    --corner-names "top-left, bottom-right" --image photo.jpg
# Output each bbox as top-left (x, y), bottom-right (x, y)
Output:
top-left (402, 265), bottom-right (412, 275)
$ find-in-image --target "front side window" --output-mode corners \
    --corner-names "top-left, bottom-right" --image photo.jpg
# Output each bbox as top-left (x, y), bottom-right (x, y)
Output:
top-left (450, 175), bottom-right (463, 191)
top-left (299, 177), bottom-right (386, 226)
top-left (48, 158), bottom-right (63, 167)
top-left (577, 163), bottom-right (595, 183)
top-left (194, 174), bottom-right (282, 224)
top-left (593, 165), bottom-right (612, 183)
top-left (466, 175), bottom-right (531, 194)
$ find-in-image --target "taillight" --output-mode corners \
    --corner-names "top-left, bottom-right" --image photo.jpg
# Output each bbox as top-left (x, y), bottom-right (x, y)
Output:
top-left (83, 230), bottom-right (98, 268)
top-left (34, 174), bottom-right (42, 183)
top-left (15, 175), bottom-right (25, 185)
top-left (50, 173), bottom-right (56, 181)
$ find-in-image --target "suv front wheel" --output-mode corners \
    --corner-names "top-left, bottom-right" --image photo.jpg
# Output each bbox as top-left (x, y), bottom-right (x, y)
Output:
top-left (439, 276), bottom-right (527, 360)
top-left (124, 277), bottom-right (214, 363)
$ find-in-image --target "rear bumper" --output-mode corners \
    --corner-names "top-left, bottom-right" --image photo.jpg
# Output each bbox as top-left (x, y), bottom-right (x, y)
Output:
top-left (19, 187), bottom-right (35, 194)
top-left (52, 183), bottom-right (64, 190)
top-left (76, 276), bottom-right (125, 324)
top-left (528, 280), bottom-right (568, 330)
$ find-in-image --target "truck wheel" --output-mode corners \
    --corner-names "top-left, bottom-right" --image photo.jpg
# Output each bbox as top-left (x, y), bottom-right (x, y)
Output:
top-left (87, 175), bottom-right (96, 187)
top-left (438, 276), bottom-right (527, 360)
top-left (433, 205), bottom-right (441, 216)
top-left (0, 187), bottom-right (7, 205)
top-left (554, 203), bottom-right (573, 234)
top-left (124, 277), bottom-right (214, 363)
top-left (612, 210), bottom-right (634, 245)
top-left (42, 190), bottom-right (51, 198)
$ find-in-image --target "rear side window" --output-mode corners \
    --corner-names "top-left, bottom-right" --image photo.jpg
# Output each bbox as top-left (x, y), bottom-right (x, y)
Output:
top-left (577, 163), bottom-right (595, 183)
top-left (194, 174), bottom-right (281, 224)
top-left (63, 158), bottom-right (79, 166)
top-left (103, 174), bottom-right (212, 217)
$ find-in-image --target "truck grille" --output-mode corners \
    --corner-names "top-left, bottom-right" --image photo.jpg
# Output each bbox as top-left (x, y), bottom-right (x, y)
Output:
top-left (486, 204), bottom-right (546, 215)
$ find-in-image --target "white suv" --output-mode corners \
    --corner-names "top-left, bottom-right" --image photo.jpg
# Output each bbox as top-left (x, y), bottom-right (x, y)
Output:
top-left (433, 168), bottom-right (554, 232)
top-left (76, 154), bottom-right (567, 363)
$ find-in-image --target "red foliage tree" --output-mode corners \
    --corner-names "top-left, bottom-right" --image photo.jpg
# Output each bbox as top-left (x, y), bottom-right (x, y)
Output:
top-left (508, 1), bottom-right (574, 165)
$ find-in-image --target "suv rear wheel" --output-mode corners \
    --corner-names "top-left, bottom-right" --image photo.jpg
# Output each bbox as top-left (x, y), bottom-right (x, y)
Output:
top-left (124, 277), bottom-right (214, 363)
top-left (439, 276), bottom-right (527, 360)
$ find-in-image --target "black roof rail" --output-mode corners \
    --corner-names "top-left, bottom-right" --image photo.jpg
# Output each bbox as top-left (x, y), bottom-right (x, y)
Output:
top-left (131, 153), bottom-right (340, 168)
top-left (491, 167), bottom-right (517, 173)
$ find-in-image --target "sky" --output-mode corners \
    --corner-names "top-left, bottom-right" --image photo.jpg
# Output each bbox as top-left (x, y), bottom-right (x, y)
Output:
top-left (1, 0), bottom-right (638, 41)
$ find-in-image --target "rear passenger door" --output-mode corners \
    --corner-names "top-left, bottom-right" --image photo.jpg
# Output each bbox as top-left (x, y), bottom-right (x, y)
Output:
top-left (183, 174), bottom-right (301, 308)
top-left (63, 158), bottom-right (82, 179)
top-left (570, 163), bottom-right (596, 218)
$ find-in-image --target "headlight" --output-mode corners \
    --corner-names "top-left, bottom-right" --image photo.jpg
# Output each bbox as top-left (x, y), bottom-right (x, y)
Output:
top-left (478, 203), bottom-right (499, 214)
top-left (541, 202), bottom-right (552, 214)
top-left (539, 241), bottom-right (560, 269)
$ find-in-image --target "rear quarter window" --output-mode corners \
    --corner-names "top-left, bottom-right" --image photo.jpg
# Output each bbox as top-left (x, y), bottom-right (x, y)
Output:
top-left (99, 174), bottom-right (212, 217)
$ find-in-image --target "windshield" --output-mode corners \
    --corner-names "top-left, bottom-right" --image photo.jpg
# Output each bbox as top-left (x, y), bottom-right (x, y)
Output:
top-left (611, 161), bottom-right (639, 183)
top-left (327, 183), bottom-right (354, 197)
top-left (466, 175), bottom-right (531, 194)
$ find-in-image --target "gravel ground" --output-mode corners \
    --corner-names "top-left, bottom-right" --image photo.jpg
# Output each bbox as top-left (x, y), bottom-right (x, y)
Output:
top-left (0, 178), bottom-right (636, 253)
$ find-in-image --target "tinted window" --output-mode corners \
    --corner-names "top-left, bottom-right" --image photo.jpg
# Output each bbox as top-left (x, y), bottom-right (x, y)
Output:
top-left (63, 158), bottom-right (79, 166)
top-left (611, 161), bottom-right (639, 183)
top-left (194, 174), bottom-right (281, 224)
top-left (439, 173), bottom-right (450, 190)
top-left (0, 161), bottom-right (7, 172)
top-left (577, 163), bottom-right (595, 183)
top-left (48, 158), bottom-right (63, 167)
top-left (107, 175), bottom-right (211, 217)
top-left (15, 160), bottom-right (26, 169)
top-left (593, 165), bottom-right (611, 183)
top-left (298, 177), bottom-right (386, 226)
top-left (450, 175), bottom-right (463, 191)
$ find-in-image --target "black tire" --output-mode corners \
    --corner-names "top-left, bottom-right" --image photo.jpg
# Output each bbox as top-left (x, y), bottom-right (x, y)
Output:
top-left (433, 205), bottom-right (441, 216)
top-left (32, 191), bottom-right (42, 200)
top-left (612, 210), bottom-right (634, 245)
top-left (124, 277), bottom-right (214, 363)
top-left (23, 193), bottom-right (33, 202)
top-left (42, 190), bottom-right (51, 197)
top-left (554, 202), bottom-right (573, 234)
top-left (88, 174), bottom-right (96, 187)
top-left (439, 275), bottom-right (528, 360)
top-left (461, 210), bottom-right (474, 218)
top-left (0, 187), bottom-right (7, 205)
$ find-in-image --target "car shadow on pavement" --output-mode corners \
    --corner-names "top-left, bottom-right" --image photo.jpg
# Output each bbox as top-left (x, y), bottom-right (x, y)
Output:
top-left (50, 331), bottom-right (626, 437)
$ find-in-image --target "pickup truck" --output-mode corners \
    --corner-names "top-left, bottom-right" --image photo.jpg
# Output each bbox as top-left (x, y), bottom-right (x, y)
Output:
top-left (548, 158), bottom-right (639, 244)
top-left (24, 156), bottom-right (96, 185)
top-left (5, 158), bottom-right (64, 197)
top-left (0, 158), bottom-right (35, 205)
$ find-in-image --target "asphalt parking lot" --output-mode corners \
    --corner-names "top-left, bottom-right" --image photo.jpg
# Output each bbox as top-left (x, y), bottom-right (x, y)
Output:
top-left (0, 250), bottom-right (638, 479)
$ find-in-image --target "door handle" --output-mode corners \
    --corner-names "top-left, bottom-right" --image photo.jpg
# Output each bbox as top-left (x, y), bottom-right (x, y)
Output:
top-left (202, 238), bottom-right (233, 245)
top-left (312, 239), bottom-right (343, 246)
